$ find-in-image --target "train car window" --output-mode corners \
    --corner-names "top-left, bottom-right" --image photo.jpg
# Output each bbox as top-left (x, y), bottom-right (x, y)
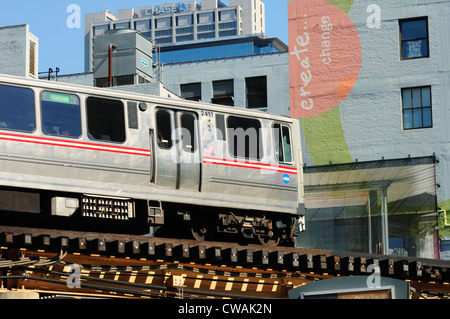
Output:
top-left (41, 91), bottom-right (81, 138)
top-left (156, 110), bottom-right (173, 149)
top-left (273, 123), bottom-right (293, 164)
top-left (282, 126), bottom-right (293, 163)
top-left (181, 113), bottom-right (196, 153)
top-left (227, 116), bottom-right (263, 160)
top-left (0, 84), bottom-right (35, 133)
top-left (215, 113), bottom-right (226, 140)
top-left (86, 97), bottom-right (126, 143)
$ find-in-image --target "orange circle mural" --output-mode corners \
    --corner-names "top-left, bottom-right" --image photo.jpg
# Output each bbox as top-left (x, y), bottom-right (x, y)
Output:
top-left (289, 0), bottom-right (362, 118)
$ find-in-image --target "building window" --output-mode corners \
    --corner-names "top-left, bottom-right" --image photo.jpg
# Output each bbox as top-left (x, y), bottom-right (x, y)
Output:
top-left (176, 15), bottom-right (193, 26)
top-left (155, 37), bottom-right (173, 44)
top-left (219, 10), bottom-right (236, 22)
top-left (399, 17), bottom-right (429, 59)
top-left (176, 26), bottom-right (194, 35)
top-left (212, 80), bottom-right (234, 106)
top-left (156, 17), bottom-right (172, 29)
top-left (246, 76), bottom-right (267, 109)
top-left (198, 31), bottom-right (216, 40)
top-left (114, 22), bottom-right (130, 30)
top-left (219, 22), bottom-right (237, 30)
top-left (198, 24), bottom-right (215, 32)
top-left (155, 29), bottom-right (172, 37)
top-left (176, 34), bottom-right (194, 42)
top-left (135, 20), bottom-right (151, 32)
top-left (198, 12), bottom-right (215, 24)
top-left (402, 86), bottom-right (432, 130)
top-left (219, 30), bottom-right (238, 37)
top-left (181, 83), bottom-right (201, 101)
top-left (93, 24), bottom-right (110, 37)
top-left (41, 91), bottom-right (81, 138)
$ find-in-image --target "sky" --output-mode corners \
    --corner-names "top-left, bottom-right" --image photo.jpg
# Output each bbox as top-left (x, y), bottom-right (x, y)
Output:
top-left (0, 0), bottom-right (289, 75)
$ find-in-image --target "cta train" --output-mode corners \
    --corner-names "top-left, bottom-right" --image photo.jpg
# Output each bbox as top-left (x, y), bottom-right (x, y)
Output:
top-left (0, 74), bottom-right (305, 246)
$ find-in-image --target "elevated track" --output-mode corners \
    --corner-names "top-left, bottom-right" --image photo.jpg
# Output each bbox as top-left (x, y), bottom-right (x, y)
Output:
top-left (1, 225), bottom-right (449, 299)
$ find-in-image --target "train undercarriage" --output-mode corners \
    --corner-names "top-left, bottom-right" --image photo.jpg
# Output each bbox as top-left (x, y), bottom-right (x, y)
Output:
top-left (155, 203), bottom-right (298, 247)
top-left (0, 186), bottom-right (299, 247)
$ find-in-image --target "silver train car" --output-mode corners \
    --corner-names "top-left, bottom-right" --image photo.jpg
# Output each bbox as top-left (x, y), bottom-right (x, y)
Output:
top-left (0, 74), bottom-right (305, 246)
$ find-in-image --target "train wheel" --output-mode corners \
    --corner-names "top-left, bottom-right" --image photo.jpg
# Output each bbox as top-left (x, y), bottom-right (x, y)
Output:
top-left (190, 216), bottom-right (214, 241)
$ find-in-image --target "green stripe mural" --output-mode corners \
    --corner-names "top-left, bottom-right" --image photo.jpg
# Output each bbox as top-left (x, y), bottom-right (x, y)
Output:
top-left (303, 0), bottom-right (356, 165)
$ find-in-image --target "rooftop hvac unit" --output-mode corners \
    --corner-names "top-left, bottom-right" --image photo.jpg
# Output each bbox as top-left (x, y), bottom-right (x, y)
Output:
top-left (93, 29), bottom-right (155, 87)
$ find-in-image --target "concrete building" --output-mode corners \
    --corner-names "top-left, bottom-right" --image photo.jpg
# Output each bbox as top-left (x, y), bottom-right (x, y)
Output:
top-left (0, 24), bottom-right (38, 79)
top-left (84, 0), bottom-right (266, 72)
top-left (162, 49), bottom-right (289, 116)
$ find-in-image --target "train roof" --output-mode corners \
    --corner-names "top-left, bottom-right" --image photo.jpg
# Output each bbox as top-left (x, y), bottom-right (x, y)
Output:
top-left (0, 73), bottom-right (295, 123)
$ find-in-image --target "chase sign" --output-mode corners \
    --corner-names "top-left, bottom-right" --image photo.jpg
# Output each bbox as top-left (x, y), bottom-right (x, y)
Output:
top-left (143, 2), bottom-right (191, 16)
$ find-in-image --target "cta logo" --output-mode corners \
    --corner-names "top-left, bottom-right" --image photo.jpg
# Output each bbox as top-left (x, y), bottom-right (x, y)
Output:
top-left (282, 174), bottom-right (291, 185)
top-left (288, 0), bottom-right (362, 118)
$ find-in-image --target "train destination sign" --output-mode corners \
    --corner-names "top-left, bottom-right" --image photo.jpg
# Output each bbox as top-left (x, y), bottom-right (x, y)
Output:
top-left (49, 93), bottom-right (71, 104)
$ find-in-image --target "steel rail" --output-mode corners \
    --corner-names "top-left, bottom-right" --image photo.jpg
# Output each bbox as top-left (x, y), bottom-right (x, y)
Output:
top-left (0, 251), bottom-right (67, 269)
top-left (22, 267), bottom-right (279, 299)
top-left (0, 274), bottom-right (168, 298)
top-left (65, 262), bottom-right (320, 283)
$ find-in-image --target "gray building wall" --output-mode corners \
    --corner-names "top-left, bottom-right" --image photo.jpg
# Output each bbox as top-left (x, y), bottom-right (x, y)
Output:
top-left (339, 1), bottom-right (450, 165)
top-left (162, 52), bottom-right (289, 116)
top-left (0, 24), bottom-right (38, 79)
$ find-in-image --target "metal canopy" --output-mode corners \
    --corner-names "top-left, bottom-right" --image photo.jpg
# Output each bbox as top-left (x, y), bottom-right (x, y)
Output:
top-left (300, 156), bottom-right (437, 255)
top-left (303, 156), bottom-right (437, 213)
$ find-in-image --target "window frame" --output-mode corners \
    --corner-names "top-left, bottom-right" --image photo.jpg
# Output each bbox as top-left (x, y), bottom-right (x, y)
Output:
top-left (212, 79), bottom-right (234, 106)
top-left (273, 122), bottom-right (294, 165)
top-left (180, 82), bottom-right (202, 101)
top-left (245, 76), bottom-right (268, 109)
top-left (401, 86), bottom-right (432, 130)
top-left (399, 16), bottom-right (429, 60)
top-left (40, 90), bottom-right (82, 139)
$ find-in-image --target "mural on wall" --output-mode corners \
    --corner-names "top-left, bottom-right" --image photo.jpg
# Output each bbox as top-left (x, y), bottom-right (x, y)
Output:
top-left (288, 0), bottom-right (361, 165)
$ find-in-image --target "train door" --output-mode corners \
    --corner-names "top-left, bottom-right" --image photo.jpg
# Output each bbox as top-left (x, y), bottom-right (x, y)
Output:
top-left (154, 108), bottom-right (201, 192)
